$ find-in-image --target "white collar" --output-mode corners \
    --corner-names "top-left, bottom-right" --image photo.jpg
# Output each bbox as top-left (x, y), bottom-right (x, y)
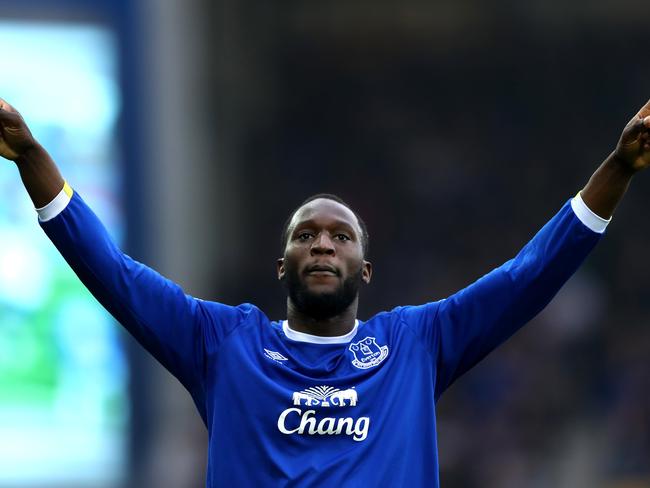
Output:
top-left (282, 319), bottom-right (359, 344)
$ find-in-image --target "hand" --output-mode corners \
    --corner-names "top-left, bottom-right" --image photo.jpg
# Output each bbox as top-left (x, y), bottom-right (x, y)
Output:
top-left (0, 98), bottom-right (38, 161)
top-left (613, 99), bottom-right (650, 173)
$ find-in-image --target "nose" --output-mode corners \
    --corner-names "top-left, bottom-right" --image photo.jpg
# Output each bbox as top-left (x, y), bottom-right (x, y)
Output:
top-left (310, 232), bottom-right (336, 255)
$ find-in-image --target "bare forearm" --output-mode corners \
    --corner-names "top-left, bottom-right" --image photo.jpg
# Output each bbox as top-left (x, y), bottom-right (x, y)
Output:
top-left (15, 144), bottom-right (65, 208)
top-left (580, 152), bottom-right (635, 220)
top-left (580, 101), bottom-right (650, 219)
top-left (0, 98), bottom-right (64, 207)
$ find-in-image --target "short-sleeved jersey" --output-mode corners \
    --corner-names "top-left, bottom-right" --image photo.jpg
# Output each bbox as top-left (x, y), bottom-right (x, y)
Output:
top-left (39, 192), bottom-right (602, 487)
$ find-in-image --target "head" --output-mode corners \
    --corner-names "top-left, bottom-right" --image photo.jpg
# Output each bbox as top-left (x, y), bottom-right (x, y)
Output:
top-left (277, 194), bottom-right (372, 320)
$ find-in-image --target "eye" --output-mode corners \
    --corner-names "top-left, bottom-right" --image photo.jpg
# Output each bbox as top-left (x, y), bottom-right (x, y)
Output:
top-left (335, 234), bottom-right (350, 241)
top-left (297, 232), bottom-right (313, 241)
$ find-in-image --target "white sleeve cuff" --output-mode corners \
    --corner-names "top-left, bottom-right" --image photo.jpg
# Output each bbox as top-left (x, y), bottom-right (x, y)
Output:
top-left (570, 191), bottom-right (611, 234)
top-left (36, 182), bottom-right (74, 222)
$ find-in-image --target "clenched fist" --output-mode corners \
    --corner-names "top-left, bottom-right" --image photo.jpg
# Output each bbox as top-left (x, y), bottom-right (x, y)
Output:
top-left (0, 98), bottom-right (38, 161)
top-left (613, 99), bottom-right (650, 173)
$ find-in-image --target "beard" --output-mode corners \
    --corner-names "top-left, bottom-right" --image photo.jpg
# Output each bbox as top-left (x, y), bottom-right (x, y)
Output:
top-left (283, 263), bottom-right (363, 320)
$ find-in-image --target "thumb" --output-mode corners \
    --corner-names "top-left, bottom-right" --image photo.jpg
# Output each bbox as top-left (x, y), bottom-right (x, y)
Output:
top-left (0, 98), bottom-right (27, 132)
top-left (0, 108), bottom-right (32, 144)
top-left (0, 105), bottom-right (36, 160)
top-left (0, 97), bottom-right (19, 114)
top-left (620, 115), bottom-right (650, 146)
top-left (0, 108), bottom-right (26, 131)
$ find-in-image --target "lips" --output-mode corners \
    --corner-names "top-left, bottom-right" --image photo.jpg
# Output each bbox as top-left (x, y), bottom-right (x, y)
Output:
top-left (305, 264), bottom-right (339, 276)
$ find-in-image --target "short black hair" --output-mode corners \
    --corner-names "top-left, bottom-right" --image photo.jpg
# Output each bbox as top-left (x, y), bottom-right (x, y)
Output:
top-left (280, 193), bottom-right (369, 257)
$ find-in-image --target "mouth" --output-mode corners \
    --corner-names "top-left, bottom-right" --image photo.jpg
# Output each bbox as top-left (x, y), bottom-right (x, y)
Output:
top-left (305, 264), bottom-right (339, 276)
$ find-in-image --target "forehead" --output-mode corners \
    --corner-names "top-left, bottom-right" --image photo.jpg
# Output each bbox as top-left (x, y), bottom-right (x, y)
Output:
top-left (289, 198), bottom-right (362, 235)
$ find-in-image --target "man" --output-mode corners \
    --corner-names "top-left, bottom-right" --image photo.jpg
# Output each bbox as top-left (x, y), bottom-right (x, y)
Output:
top-left (1, 96), bottom-right (649, 486)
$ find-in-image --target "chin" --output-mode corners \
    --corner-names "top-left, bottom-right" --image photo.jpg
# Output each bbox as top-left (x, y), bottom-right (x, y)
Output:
top-left (306, 283), bottom-right (340, 294)
top-left (284, 266), bottom-right (360, 318)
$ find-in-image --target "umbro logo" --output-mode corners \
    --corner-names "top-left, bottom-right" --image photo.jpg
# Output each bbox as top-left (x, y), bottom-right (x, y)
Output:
top-left (264, 348), bottom-right (288, 364)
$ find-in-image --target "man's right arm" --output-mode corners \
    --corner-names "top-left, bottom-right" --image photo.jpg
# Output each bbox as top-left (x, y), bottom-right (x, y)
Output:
top-left (0, 98), bottom-right (249, 414)
top-left (0, 98), bottom-right (65, 208)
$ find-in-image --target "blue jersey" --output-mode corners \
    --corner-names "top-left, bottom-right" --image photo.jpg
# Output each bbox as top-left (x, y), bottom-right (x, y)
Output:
top-left (39, 192), bottom-right (602, 487)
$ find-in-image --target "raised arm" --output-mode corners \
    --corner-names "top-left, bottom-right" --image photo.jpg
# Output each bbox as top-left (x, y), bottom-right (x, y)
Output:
top-left (580, 99), bottom-right (650, 218)
top-left (0, 98), bottom-right (64, 207)
top-left (400, 98), bottom-right (650, 400)
top-left (0, 99), bottom-right (249, 419)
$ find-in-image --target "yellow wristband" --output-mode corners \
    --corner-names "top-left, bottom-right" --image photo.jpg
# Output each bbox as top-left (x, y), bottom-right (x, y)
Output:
top-left (63, 181), bottom-right (74, 198)
top-left (36, 181), bottom-right (74, 222)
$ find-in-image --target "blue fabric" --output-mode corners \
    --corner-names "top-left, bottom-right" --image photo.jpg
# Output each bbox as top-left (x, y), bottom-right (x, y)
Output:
top-left (40, 193), bottom-right (602, 487)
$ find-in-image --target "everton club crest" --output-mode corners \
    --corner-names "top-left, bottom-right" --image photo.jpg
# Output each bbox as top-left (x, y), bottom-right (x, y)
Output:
top-left (349, 336), bottom-right (389, 370)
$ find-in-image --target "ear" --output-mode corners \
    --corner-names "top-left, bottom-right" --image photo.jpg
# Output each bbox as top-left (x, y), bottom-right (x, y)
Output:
top-left (361, 260), bottom-right (372, 284)
top-left (277, 258), bottom-right (285, 280)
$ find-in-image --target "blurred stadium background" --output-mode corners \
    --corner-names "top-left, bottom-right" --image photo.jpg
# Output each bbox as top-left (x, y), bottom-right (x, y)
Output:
top-left (0, 0), bottom-right (648, 487)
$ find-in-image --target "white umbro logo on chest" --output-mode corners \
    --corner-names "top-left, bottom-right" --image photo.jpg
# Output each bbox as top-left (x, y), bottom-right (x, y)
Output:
top-left (264, 348), bottom-right (288, 364)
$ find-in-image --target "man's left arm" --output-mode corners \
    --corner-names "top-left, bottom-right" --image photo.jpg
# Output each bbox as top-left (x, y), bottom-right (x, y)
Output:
top-left (402, 99), bottom-right (650, 399)
top-left (580, 99), bottom-right (650, 217)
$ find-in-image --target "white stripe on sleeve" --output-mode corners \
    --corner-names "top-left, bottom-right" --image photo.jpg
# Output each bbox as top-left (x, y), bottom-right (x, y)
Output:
top-left (570, 191), bottom-right (611, 234)
top-left (36, 182), bottom-right (73, 222)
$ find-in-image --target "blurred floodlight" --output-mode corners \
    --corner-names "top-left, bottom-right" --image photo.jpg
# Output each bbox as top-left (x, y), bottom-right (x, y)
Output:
top-left (0, 19), bottom-right (127, 487)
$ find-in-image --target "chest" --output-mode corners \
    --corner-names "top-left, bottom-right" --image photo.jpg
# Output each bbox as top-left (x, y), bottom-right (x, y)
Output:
top-left (205, 325), bottom-right (432, 435)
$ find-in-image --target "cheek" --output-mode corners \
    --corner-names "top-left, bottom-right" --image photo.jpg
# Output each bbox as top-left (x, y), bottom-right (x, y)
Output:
top-left (283, 250), bottom-right (306, 272)
top-left (342, 258), bottom-right (364, 275)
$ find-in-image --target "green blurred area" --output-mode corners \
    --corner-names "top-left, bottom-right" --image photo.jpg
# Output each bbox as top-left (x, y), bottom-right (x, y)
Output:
top-left (0, 268), bottom-right (86, 405)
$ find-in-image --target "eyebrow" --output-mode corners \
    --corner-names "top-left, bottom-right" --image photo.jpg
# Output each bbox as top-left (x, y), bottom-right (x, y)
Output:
top-left (292, 218), bottom-right (359, 235)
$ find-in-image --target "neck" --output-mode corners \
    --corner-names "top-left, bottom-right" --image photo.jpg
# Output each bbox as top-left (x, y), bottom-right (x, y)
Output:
top-left (286, 296), bottom-right (359, 337)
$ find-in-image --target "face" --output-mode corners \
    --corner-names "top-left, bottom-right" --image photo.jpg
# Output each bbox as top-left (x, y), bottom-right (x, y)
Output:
top-left (277, 198), bottom-right (372, 320)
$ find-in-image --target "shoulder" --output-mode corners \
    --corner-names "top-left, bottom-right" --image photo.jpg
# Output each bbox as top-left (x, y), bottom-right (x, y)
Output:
top-left (363, 302), bottom-right (443, 333)
top-left (196, 301), bottom-right (271, 342)
top-left (386, 302), bottom-right (442, 325)
top-left (199, 301), bottom-right (264, 319)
